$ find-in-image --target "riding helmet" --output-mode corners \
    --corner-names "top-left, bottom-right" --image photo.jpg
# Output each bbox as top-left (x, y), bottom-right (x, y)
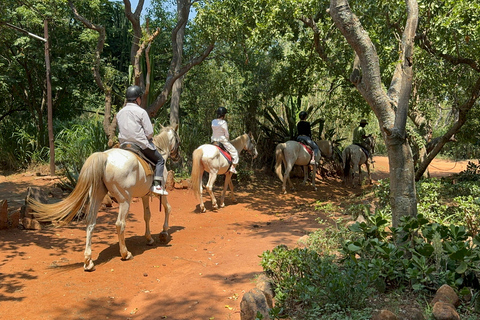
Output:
top-left (126, 85), bottom-right (143, 102)
top-left (217, 107), bottom-right (228, 117)
top-left (360, 119), bottom-right (368, 125)
top-left (299, 111), bottom-right (308, 120)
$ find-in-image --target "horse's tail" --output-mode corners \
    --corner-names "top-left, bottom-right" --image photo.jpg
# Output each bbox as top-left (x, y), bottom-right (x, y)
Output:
top-left (275, 143), bottom-right (286, 181)
top-left (191, 148), bottom-right (204, 199)
top-left (343, 148), bottom-right (351, 179)
top-left (30, 152), bottom-right (108, 225)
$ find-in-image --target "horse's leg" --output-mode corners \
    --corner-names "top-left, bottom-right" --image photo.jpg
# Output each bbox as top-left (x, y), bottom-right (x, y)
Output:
top-left (141, 196), bottom-right (154, 245)
top-left (83, 195), bottom-right (103, 271)
top-left (205, 171), bottom-right (219, 210)
top-left (365, 162), bottom-right (372, 184)
top-left (228, 175), bottom-right (237, 203)
top-left (116, 201), bottom-right (133, 261)
top-left (312, 164), bottom-right (317, 191)
top-left (220, 172), bottom-right (233, 208)
top-left (159, 195), bottom-right (172, 242)
top-left (198, 172), bottom-right (206, 213)
top-left (301, 165), bottom-right (308, 186)
top-left (283, 163), bottom-right (295, 194)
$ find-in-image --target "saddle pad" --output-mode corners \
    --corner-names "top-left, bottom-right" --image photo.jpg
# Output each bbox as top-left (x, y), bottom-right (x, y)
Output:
top-left (299, 142), bottom-right (313, 157)
top-left (118, 143), bottom-right (154, 177)
top-left (213, 144), bottom-right (233, 163)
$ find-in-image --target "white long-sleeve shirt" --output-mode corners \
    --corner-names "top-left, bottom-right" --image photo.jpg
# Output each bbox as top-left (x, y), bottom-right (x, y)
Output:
top-left (116, 102), bottom-right (155, 150)
top-left (211, 119), bottom-right (230, 142)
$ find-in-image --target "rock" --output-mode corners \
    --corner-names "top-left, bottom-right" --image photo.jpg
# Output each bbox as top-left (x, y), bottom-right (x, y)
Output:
top-left (372, 309), bottom-right (398, 320)
top-left (431, 284), bottom-right (460, 307)
top-left (432, 301), bottom-right (460, 320)
top-left (49, 187), bottom-right (64, 199)
top-left (8, 210), bottom-right (21, 229)
top-left (297, 235), bottom-right (310, 247)
top-left (26, 187), bottom-right (49, 204)
top-left (255, 274), bottom-right (274, 308)
top-left (102, 194), bottom-right (113, 207)
top-left (397, 307), bottom-right (424, 320)
top-left (0, 200), bottom-right (8, 229)
top-left (240, 288), bottom-right (271, 320)
top-left (355, 214), bottom-right (366, 224)
top-left (166, 170), bottom-right (175, 190)
top-left (21, 217), bottom-right (42, 230)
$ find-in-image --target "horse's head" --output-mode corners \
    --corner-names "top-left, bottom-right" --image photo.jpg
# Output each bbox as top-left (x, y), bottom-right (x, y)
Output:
top-left (245, 132), bottom-right (258, 159)
top-left (153, 124), bottom-right (181, 162)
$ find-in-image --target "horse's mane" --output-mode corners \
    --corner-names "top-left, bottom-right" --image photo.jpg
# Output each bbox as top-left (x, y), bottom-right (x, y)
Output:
top-left (153, 126), bottom-right (174, 153)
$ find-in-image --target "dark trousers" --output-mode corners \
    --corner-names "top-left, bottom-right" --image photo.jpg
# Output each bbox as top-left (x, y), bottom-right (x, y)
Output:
top-left (142, 147), bottom-right (165, 182)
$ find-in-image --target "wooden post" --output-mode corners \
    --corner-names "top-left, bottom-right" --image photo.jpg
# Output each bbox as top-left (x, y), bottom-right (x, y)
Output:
top-left (44, 20), bottom-right (55, 175)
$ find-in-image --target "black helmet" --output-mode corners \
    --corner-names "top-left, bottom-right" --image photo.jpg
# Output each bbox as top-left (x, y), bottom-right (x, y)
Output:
top-left (299, 111), bottom-right (308, 120)
top-left (217, 107), bottom-right (228, 117)
top-left (126, 85), bottom-right (143, 102)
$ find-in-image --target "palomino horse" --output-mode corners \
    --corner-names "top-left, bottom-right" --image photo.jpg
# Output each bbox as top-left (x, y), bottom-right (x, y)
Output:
top-left (343, 135), bottom-right (376, 187)
top-left (29, 125), bottom-right (180, 271)
top-left (191, 132), bottom-right (258, 213)
top-left (275, 140), bottom-right (321, 194)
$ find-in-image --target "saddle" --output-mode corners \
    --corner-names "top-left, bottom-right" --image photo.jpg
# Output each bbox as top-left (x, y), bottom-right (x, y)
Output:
top-left (354, 143), bottom-right (372, 161)
top-left (296, 138), bottom-right (314, 162)
top-left (211, 142), bottom-right (233, 163)
top-left (118, 142), bottom-right (154, 177)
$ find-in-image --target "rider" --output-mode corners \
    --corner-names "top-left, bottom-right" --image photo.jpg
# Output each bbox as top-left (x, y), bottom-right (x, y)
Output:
top-left (353, 119), bottom-right (373, 162)
top-left (211, 107), bottom-right (239, 174)
top-left (116, 85), bottom-right (168, 195)
top-left (296, 111), bottom-right (320, 165)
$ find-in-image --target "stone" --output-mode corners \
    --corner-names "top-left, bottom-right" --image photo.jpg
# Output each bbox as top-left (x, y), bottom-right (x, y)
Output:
top-left (25, 187), bottom-right (49, 204)
top-left (21, 217), bottom-right (42, 230)
top-left (255, 274), bottom-right (274, 308)
top-left (297, 235), bottom-right (310, 247)
top-left (240, 288), bottom-right (271, 320)
top-left (166, 170), bottom-right (175, 190)
top-left (0, 200), bottom-right (8, 229)
top-left (372, 309), bottom-right (398, 320)
top-left (102, 194), bottom-right (113, 207)
top-left (432, 301), bottom-right (460, 320)
top-left (397, 306), bottom-right (424, 320)
top-left (431, 284), bottom-right (460, 307)
top-left (8, 210), bottom-right (21, 229)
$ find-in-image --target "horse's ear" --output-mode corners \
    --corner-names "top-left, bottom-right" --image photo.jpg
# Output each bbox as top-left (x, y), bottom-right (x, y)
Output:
top-left (174, 123), bottom-right (179, 131)
top-left (160, 124), bottom-right (165, 129)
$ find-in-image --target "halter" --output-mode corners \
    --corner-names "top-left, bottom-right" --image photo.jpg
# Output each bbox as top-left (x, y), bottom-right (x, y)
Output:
top-left (245, 133), bottom-right (258, 158)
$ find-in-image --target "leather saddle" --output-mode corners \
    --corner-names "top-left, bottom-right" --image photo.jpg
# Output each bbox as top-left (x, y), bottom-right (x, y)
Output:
top-left (119, 142), bottom-right (154, 177)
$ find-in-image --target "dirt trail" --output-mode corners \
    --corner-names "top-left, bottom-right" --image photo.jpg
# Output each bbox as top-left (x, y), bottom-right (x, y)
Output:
top-left (0, 156), bottom-right (471, 320)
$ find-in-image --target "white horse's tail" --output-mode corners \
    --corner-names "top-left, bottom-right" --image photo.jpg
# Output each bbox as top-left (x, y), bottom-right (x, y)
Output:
top-left (275, 143), bottom-right (286, 181)
top-left (30, 152), bottom-right (108, 225)
top-left (191, 148), bottom-right (204, 199)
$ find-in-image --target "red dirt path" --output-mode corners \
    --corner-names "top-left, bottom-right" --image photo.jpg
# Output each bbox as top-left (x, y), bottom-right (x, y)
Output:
top-left (0, 157), bottom-right (471, 320)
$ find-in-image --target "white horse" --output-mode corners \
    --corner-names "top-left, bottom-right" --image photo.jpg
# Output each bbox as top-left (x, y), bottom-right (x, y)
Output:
top-left (29, 125), bottom-right (180, 271)
top-left (343, 135), bottom-right (376, 187)
top-left (191, 133), bottom-right (258, 213)
top-left (275, 140), bottom-right (321, 194)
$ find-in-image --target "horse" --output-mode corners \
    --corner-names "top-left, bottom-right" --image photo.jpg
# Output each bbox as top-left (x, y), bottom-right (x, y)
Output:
top-left (275, 140), bottom-right (321, 194)
top-left (342, 135), bottom-right (376, 187)
top-left (28, 125), bottom-right (180, 271)
top-left (191, 132), bottom-right (258, 213)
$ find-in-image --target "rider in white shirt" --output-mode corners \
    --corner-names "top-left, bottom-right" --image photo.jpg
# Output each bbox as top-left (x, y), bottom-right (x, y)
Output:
top-left (211, 107), bottom-right (238, 174)
top-left (116, 85), bottom-right (168, 195)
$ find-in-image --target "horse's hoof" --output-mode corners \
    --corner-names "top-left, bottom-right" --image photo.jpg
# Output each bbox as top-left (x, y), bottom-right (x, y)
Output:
top-left (146, 237), bottom-right (155, 246)
top-left (84, 260), bottom-right (95, 272)
top-left (201, 208), bottom-right (206, 213)
top-left (313, 187), bottom-right (317, 191)
top-left (212, 205), bottom-right (218, 210)
top-left (219, 203), bottom-right (225, 208)
top-left (159, 231), bottom-right (170, 243)
top-left (122, 251), bottom-right (133, 261)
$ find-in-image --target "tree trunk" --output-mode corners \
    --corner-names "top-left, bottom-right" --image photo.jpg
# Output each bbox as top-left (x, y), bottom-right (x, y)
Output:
top-left (170, 0), bottom-right (190, 127)
top-left (330, 0), bottom-right (419, 227)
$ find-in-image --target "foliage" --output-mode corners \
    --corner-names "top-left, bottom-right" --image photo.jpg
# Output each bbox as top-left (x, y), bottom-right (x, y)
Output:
top-left (261, 245), bottom-right (378, 319)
